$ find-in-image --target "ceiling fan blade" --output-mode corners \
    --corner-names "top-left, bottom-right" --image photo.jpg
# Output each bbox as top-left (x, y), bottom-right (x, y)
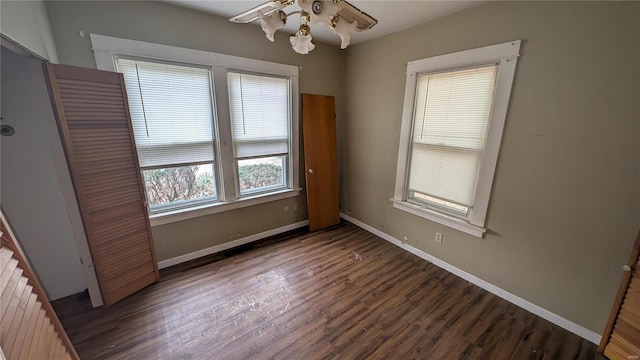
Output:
top-left (229, 0), bottom-right (293, 23)
top-left (336, 0), bottom-right (378, 31)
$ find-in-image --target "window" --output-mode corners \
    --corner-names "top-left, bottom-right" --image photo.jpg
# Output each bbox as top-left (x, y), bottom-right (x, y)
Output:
top-left (393, 41), bottom-right (521, 237)
top-left (92, 34), bottom-right (300, 224)
top-left (228, 73), bottom-right (290, 195)
top-left (118, 58), bottom-right (218, 212)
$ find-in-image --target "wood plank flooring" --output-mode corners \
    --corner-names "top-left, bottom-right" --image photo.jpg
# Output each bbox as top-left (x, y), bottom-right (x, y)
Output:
top-left (52, 222), bottom-right (602, 359)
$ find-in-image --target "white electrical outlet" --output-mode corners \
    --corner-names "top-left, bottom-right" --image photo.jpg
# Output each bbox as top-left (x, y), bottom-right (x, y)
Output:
top-left (435, 232), bottom-right (443, 243)
top-left (284, 206), bottom-right (289, 212)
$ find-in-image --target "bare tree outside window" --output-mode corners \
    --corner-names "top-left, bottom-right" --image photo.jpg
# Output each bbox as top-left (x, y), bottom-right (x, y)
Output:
top-left (142, 162), bottom-right (283, 206)
top-left (143, 165), bottom-right (215, 206)
top-left (238, 163), bottom-right (283, 191)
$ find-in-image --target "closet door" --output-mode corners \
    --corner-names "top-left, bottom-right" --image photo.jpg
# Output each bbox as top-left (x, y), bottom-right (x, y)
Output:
top-left (44, 63), bottom-right (158, 306)
top-left (599, 229), bottom-right (640, 359)
top-left (302, 94), bottom-right (339, 231)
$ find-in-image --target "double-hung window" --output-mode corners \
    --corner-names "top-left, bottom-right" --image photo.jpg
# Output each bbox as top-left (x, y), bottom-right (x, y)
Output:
top-left (228, 72), bottom-right (290, 195)
top-left (393, 41), bottom-right (521, 237)
top-left (118, 58), bottom-right (218, 212)
top-left (92, 34), bottom-right (300, 224)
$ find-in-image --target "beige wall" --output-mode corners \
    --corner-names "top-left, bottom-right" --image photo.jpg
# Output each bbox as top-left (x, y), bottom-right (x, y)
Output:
top-left (0, 0), bottom-right (59, 62)
top-left (45, 1), bottom-right (345, 262)
top-left (342, 1), bottom-right (640, 333)
top-left (40, 0), bottom-right (640, 334)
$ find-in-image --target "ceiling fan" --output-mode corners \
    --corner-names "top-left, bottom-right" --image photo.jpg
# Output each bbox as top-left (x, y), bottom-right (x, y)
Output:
top-left (230, 0), bottom-right (378, 54)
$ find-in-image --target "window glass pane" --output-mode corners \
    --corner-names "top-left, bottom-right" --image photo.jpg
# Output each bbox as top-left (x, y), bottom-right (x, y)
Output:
top-left (413, 65), bottom-right (497, 149)
top-left (408, 65), bottom-right (497, 208)
top-left (227, 73), bottom-right (290, 158)
top-left (238, 156), bottom-right (285, 195)
top-left (143, 164), bottom-right (216, 208)
top-left (408, 145), bottom-right (481, 206)
top-left (117, 58), bottom-right (215, 168)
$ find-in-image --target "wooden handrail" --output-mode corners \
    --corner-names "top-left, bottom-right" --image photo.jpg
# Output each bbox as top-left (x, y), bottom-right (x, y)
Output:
top-left (0, 210), bottom-right (79, 360)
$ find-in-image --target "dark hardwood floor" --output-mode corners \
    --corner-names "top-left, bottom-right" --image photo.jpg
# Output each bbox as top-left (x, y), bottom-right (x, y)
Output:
top-left (53, 222), bottom-right (602, 359)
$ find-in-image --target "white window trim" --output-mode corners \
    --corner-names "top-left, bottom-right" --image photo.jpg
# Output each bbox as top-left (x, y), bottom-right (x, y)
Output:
top-left (90, 34), bottom-right (301, 226)
top-left (393, 40), bottom-right (521, 238)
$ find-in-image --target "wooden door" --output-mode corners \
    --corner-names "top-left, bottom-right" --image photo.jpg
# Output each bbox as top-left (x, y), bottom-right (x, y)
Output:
top-left (1, 211), bottom-right (79, 360)
top-left (302, 94), bottom-right (340, 231)
top-left (599, 229), bottom-right (640, 359)
top-left (43, 63), bottom-right (159, 306)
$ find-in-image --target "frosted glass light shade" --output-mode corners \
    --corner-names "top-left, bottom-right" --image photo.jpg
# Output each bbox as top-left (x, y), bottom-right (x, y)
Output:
top-left (332, 18), bottom-right (358, 49)
top-left (259, 10), bottom-right (286, 42)
top-left (290, 32), bottom-right (315, 54)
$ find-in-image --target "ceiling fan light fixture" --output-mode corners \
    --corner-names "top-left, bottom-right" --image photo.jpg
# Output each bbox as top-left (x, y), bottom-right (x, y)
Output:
top-left (230, 0), bottom-right (377, 54)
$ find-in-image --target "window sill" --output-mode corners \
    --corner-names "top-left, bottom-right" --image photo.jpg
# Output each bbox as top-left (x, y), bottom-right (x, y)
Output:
top-left (390, 198), bottom-right (486, 238)
top-left (150, 188), bottom-right (302, 227)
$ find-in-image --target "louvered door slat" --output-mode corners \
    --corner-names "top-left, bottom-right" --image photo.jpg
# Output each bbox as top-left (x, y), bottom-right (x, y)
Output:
top-left (80, 172), bottom-right (139, 190)
top-left (10, 294), bottom-right (37, 359)
top-left (620, 308), bottom-right (640, 328)
top-left (27, 312), bottom-right (46, 359)
top-left (15, 300), bottom-right (41, 360)
top-left (74, 141), bottom-right (134, 153)
top-left (44, 63), bottom-right (158, 306)
top-left (62, 97), bottom-right (126, 106)
top-left (76, 162), bottom-right (137, 176)
top-left (86, 194), bottom-right (144, 213)
top-left (83, 178), bottom-right (140, 196)
top-left (68, 127), bottom-right (132, 137)
top-left (0, 269), bottom-right (27, 318)
top-left (2, 285), bottom-right (29, 355)
top-left (57, 78), bottom-right (123, 88)
top-left (60, 89), bottom-right (125, 98)
top-left (59, 82), bottom-right (123, 91)
top-left (600, 229), bottom-right (640, 359)
top-left (0, 259), bottom-right (18, 288)
top-left (1, 212), bottom-right (79, 359)
top-left (91, 202), bottom-right (145, 225)
top-left (64, 104), bottom-right (127, 112)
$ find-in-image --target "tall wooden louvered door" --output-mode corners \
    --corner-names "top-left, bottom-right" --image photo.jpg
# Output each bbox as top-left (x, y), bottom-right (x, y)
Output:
top-left (43, 63), bottom-right (159, 306)
top-left (599, 229), bottom-right (640, 359)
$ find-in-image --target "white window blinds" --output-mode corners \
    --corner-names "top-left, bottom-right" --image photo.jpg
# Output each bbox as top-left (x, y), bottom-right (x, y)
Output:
top-left (227, 72), bottom-right (290, 159)
top-left (117, 58), bottom-right (215, 168)
top-left (408, 64), bottom-right (497, 207)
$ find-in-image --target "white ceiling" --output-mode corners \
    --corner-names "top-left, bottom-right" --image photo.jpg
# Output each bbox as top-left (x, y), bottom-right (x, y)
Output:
top-left (163, 1), bottom-right (484, 46)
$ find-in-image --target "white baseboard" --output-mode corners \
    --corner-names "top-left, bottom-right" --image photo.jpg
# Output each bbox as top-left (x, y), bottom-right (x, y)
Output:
top-left (340, 213), bottom-right (602, 345)
top-left (157, 220), bottom-right (309, 269)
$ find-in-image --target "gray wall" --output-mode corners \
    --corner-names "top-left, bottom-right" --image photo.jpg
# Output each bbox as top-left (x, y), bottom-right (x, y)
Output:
top-left (1, 48), bottom-right (86, 299)
top-left (342, 1), bottom-right (640, 333)
top-left (0, 0), bottom-right (59, 62)
top-left (45, 1), bottom-right (345, 262)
